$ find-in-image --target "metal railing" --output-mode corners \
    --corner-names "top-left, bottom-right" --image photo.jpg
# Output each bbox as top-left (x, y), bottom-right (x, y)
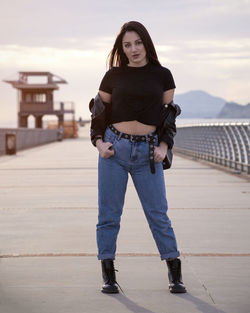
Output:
top-left (174, 122), bottom-right (250, 174)
top-left (0, 128), bottom-right (59, 156)
top-left (53, 101), bottom-right (75, 113)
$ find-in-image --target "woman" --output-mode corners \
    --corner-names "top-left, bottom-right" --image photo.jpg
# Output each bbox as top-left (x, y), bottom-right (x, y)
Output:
top-left (90, 21), bottom-right (186, 294)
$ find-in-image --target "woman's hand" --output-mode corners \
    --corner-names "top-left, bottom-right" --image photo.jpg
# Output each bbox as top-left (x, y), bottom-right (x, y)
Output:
top-left (154, 142), bottom-right (168, 162)
top-left (96, 139), bottom-right (115, 158)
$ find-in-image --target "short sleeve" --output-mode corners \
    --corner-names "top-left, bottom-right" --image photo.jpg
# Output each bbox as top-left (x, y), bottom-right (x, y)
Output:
top-left (162, 67), bottom-right (176, 91)
top-left (99, 70), bottom-right (113, 94)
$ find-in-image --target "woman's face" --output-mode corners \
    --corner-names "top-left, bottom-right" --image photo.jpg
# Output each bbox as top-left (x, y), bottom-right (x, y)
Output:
top-left (122, 31), bottom-right (147, 67)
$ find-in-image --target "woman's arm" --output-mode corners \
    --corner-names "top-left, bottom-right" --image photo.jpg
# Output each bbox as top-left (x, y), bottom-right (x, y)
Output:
top-left (99, 90), bottom-right (112, 104)
top-left (163, 88), bottom-right (175, 105)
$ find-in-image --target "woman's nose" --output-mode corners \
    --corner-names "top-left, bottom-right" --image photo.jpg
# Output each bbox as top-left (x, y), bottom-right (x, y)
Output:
top-left (131, 44), bottom-right (137, 52)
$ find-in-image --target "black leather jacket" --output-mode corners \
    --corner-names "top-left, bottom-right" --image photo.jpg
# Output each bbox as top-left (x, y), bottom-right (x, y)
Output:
top-left (158, 101), bottom-right (181, 169)
top-left (89, 94), bottom-right (181, 169)
top-left (89, 93), bottom-right (112, 145)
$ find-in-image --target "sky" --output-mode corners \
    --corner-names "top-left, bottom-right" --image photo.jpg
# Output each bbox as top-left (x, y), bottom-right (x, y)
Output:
top-left (0, 0), bottom-right (250, 126)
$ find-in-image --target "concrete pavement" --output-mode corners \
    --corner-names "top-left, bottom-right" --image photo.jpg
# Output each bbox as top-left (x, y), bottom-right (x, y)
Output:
top-left (0, 126), bottom-right (250, 313)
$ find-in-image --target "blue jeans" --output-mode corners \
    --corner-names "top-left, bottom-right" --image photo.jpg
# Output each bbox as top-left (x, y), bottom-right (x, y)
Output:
top-left (97, 127), bottom-right (180, 260)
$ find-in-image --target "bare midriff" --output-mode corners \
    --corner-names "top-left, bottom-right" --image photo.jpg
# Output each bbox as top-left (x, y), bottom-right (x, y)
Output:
top-left (113, 120), bottom-right (156, 135)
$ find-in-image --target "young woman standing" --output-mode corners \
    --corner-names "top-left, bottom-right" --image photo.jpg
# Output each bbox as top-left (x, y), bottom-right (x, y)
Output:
top-left (90, 21), bottom-right (186, 294)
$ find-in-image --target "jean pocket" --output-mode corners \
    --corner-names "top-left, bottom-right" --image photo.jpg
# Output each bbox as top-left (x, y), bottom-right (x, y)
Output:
top-left (104, 134), bottom-right (117, 145)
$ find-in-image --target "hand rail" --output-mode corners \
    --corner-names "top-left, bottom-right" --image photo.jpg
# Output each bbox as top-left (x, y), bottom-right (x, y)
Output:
top-left (0, 128), bottom-right (59, 155)
top-left (174, 123), bottom-right (250, 174)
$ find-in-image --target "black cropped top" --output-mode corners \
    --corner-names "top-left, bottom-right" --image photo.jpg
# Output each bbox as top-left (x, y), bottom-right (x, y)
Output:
top-left (99, 62), bottom-right (176, 126)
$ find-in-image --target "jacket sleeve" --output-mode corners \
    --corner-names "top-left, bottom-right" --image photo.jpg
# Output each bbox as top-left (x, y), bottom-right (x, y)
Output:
top-left (158, 125), bottom-right (176, 149)
top-left (157, 101), bottom-right (181, 149)
top-left (89, 94), bottom-right (111, 146)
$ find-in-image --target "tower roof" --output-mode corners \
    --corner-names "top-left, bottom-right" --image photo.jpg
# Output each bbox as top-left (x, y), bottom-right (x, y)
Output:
top-left (3, 71), bottom-right (67, 90)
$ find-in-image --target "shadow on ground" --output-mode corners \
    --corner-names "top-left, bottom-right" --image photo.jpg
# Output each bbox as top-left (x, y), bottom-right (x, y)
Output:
top-left (108, 292), bottom-right (227, 313)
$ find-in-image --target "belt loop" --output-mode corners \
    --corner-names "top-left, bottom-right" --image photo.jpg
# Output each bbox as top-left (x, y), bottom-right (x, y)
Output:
top-left (129, 134), bottom-right (134, 142)
top-left (117, 132), bottom-right (123, 141)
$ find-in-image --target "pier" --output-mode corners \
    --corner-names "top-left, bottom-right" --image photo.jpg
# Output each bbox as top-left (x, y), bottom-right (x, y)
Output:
top-left (0, 126), bottom-right (249, 313)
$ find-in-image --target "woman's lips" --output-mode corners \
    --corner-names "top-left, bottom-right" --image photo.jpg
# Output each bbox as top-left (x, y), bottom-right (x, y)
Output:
top-left (132, 54), bottom-right (140, 58)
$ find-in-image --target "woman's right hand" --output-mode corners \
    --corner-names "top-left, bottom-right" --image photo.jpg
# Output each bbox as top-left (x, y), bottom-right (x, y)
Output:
top-left (96, 139), bottom-right (115, 158)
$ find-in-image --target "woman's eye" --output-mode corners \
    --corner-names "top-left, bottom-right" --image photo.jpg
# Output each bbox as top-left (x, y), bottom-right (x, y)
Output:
top-left (124, 44), bottom-right (130, 48)
top-left (136, 41), bottom-right (142, 45)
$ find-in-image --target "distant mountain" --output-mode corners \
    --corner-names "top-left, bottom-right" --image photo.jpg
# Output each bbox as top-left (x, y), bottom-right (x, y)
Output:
top-left (217, 102), bottom-right (250, 118)
top-left (174, 90), bottom-right (226, 118)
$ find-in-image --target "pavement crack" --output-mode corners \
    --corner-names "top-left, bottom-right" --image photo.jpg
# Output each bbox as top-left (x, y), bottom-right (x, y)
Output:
top-left (202, 283), bottom-right (216, 304)
top-left (183, 255), bottom-right (217, 305)
top-left (1, 252), bottom-right (250, 258)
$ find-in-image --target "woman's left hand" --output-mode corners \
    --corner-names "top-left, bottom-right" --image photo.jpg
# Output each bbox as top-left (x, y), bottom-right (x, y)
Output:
top-left (154, 142), bottom-right (168, 162)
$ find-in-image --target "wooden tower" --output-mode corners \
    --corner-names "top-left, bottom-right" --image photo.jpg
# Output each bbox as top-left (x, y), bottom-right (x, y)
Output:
top-left (4, 71), bottom-right (74, 128)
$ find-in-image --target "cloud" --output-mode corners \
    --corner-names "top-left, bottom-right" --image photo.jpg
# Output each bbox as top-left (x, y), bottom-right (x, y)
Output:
top-left (157, 38), bottom-right (250, 64)
top-left (0, 45), bottom-right (107, 69)
top-left (155, 38), bottom-right (250, 104)
top-left (1, 0), bottom-right (250, 125)
top-left (2, 37), bottom-right (249, 70)
top-left (1, 0), bottom-right (250, 47)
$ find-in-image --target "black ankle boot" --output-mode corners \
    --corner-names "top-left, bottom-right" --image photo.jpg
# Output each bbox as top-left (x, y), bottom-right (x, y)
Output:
top-left (166, 258), bottom-right (186, 293)
top-left (101, 259), bottom-right (119, 294)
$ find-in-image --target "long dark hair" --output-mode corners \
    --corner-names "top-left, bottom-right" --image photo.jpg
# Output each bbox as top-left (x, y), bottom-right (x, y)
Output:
top-left (108, 21), bottom-right (161, 68)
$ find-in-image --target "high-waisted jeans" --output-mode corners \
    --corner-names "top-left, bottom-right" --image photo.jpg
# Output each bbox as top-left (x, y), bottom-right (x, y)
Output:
top-left (97, 126), bottom-right (180, 260)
